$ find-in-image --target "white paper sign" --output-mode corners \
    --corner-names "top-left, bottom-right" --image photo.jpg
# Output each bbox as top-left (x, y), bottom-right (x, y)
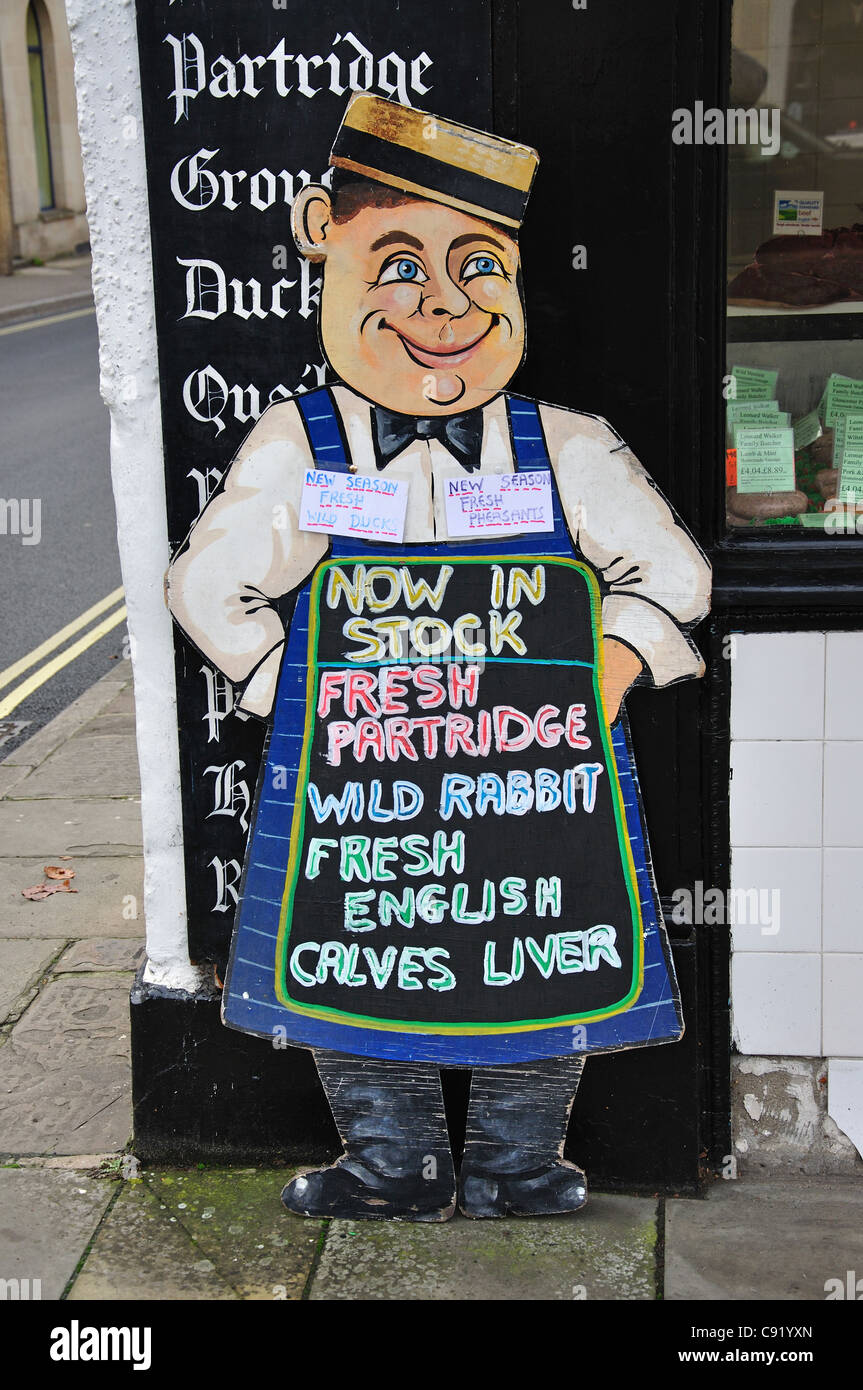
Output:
top-left (299, 469), bottom-right (409, 544)
top-left (772, 190), bottom-right (824, 236)
top-left (444, 471), bottom-right (555, 539)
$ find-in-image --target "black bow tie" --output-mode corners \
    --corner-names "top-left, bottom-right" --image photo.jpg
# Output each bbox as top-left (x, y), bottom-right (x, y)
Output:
top-left (373, 406), bottom-right (484, 472)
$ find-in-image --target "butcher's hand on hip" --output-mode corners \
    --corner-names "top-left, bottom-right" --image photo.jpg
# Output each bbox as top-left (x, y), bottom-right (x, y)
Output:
top-left (237, 643), bottom-right (286, 719)
top-left (601, 637), bottom-right (643, 725)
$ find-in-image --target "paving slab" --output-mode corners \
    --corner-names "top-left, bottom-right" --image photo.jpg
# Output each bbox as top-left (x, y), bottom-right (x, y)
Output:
top-left (309, 1195), bottom-right (657, 1301)
top-left (76, 714), bottom-right (137, 738)
top-left (0, 858), bottom-right (144, 937)
top-left (0, 1167), bottom-right (113, 1300)
top-left (15, 1155), bottom-right (117, 1170)
top-left (0, 765), bottom-right (34, 799)
top-left (145, 1169), bottom-right (325, 1300)
top-left (16, 735), bottom-right (141, 799)
top-left (55, 938), bottom-right (145, 973)
top-left (665, 1177), bottom-right (863, 1301)
top-left (0, 800), bottom-right (142, 856)
top-left (0, 939), bottom-right (66, 1023)
top-left (0, 677), bottom-right (129, 769)
top-left (67, 1180), bottom-right (241, 1301)
top-left (99, 685), bottom-right (136, 717)
top-left (0, 973), bottom-right (133, 1155)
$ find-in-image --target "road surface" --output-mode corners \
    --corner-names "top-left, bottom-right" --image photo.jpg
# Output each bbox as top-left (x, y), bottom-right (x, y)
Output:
top-left (0, 308), bottom-right (127, 759)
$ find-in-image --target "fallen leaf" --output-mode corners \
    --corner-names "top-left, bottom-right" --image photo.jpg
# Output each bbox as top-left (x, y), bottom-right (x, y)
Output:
top-left (44, 865), bottom-right (75, 880)
top-left (22, 881), bottom-right (78, 900)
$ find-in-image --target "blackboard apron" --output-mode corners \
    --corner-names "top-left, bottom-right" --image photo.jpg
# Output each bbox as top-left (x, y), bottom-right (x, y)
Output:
top-left (222, 388), bottom-right (683, 1065)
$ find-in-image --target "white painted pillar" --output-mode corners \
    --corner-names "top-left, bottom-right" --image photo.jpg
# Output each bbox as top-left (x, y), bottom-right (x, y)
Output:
top-left (65, 0), bottom-right (206, 993)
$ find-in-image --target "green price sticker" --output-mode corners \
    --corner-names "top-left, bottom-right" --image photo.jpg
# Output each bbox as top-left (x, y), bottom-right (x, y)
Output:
top-left (838, 417), bottom-right (863, 501)
top-left (735, 426), bottom-right (796, 495)
top-left (820, 375), bottom-right (863, 429)
top-left (727, 400), bottom-right (780, 425)
top-left (834, 413), bottom-right (863, 472)
top-left (727, 401), bottom-right (782, 436)
top-left (730, 365), bottom-right (779, 402)
top-left (733, 414), bottom-right (790, 447)
top-left (839, 447), bottom-right (863, 503)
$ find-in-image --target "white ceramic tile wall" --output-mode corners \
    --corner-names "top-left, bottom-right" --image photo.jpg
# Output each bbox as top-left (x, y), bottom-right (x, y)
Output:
top-left (822, 849), bottom-right (863, 953)
top-left (731, 953), bottom-right (821, 1057)
top-left (730, 848), bottom-right (821, 953)
top-left (823, 743), bottom-right (863, 848)
top-left (823, 956), bottom-right (863, 1057)
top-left (825, 633), bottom-right (863, 740)
top-left (730, 632), bottom-right (825, 741)
top-left (729, 742), bottom-right (823, 849)
top-left (729, 631), bottom-right (863, 1062)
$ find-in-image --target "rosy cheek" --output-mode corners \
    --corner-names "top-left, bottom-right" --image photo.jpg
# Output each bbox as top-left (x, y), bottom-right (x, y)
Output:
top-left (375, 284), bottom-right (421, 313)
top-left (472, 278), bottom-right (513, 312)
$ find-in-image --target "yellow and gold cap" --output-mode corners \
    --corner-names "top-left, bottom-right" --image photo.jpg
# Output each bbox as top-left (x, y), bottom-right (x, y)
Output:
top-left (329, 94), bottom-right (539, 230)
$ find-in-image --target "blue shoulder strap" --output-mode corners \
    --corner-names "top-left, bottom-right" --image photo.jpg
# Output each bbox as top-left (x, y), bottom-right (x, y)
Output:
top-left (507, 395), bottom-right (550, 472)
top-left (296, 387), bottom-right (349, 470)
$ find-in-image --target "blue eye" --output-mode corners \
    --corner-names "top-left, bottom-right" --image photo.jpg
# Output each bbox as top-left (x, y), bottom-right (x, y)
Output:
top-left (378, 256), bottom-right (429, 286)
top-left (462, 253), bottom-right (505, 280)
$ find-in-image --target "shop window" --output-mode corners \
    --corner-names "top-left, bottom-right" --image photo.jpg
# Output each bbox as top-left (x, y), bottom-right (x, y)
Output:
top-left (27, 2), bottom-right (54, 212)
top-left (726, 0), bottom-right (863, 534)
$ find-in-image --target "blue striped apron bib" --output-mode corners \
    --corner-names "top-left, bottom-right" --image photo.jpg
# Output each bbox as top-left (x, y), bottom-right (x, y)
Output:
top-left (222, 387), bottom-right (683, 1064)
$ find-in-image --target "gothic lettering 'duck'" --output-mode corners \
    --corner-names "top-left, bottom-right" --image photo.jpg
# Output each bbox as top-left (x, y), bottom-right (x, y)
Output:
top-left (167, 94), bottom-right (712, 1222)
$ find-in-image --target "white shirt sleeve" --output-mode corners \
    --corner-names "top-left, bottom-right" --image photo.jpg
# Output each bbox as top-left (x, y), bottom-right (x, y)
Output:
top-left (539, 403), bottom-right (711, 687)
top-left (166, 400), bottom-right (327, 717)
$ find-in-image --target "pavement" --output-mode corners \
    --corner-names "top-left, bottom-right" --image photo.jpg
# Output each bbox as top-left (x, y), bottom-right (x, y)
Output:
top-left (0, 253), bottom-right (93, 328)
top-left (2, 671), bottom-right (861, 1304)
top-left (1, 259), bottom-right (861, 1306)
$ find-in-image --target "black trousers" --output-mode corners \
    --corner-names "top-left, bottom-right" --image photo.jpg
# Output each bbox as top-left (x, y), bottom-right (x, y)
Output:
top-left (313, 1050), bottom-right (585, 1179)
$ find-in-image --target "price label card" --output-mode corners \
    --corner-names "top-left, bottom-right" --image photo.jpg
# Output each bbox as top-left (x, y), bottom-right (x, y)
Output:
top-left (727, 400), bottom-right (780, 428)
top-left (839, 446), bottom-right (863, 503)
top-left (837, 416), bottom-right (863, 501)
top-left (821, 374), bottom-right (863, 428)
top-left (299, 469), bottom-right (409, 544)
top-left (730, 365), bottom-right (779, 402)
top-left (833, 412), bottom-right (863, 464)
top-left (445, 471), bottom-right (555, 538)
top-left (736, 426), bottom-right (796, 495)
top-left (732, 412), bottom-right (790, 442)
top-left (793, 411), bottom-right (823, 451)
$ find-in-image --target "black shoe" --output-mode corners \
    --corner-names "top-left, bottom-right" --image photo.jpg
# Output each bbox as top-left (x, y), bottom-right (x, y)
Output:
top-left (458, 1160), bottom-right (588, 1218)
top-left (282, 1157), bottom-right (456, 1223)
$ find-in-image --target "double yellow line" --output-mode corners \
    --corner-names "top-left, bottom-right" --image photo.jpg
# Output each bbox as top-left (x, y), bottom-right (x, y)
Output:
top-left (0, 587), bottom-right (127, 720)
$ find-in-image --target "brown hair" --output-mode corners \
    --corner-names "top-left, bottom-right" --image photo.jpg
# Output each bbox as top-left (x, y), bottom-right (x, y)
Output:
top-left (328, 172), bottom-right (417, 224)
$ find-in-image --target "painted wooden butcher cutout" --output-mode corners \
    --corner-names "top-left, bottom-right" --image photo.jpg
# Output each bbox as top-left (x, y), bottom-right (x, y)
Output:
top-left (167, 95), bottom-right (712, 1220)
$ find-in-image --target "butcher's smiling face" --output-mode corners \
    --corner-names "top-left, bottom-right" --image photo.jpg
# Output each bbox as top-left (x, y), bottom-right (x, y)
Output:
top-left (293, 187), bottom-right (525, 415)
